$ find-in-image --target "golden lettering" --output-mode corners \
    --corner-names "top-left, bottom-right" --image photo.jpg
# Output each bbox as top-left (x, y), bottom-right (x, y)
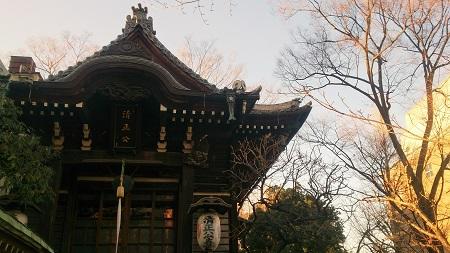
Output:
top-left (121, 136), bottom-right (131, 143)
top-left (122, 110), bottom-right (132, 119)
top-left (121, 123), bottom-right (131, 131)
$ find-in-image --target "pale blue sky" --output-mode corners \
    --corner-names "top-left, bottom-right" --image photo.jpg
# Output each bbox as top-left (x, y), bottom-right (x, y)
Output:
top-left (0, 0), bottom-right (305, 91)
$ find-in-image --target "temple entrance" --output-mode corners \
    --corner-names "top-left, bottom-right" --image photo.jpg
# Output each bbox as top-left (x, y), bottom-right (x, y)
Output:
top-left (71, 180), bottom-right (177, 253)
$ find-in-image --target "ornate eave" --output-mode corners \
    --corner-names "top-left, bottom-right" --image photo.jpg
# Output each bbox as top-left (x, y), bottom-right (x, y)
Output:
top-left (238, 99), bottom-right (312, 133)
top-left (252, 99), bottom-right (307, 114)
top-left (235, 100), bottom-right (311, 135)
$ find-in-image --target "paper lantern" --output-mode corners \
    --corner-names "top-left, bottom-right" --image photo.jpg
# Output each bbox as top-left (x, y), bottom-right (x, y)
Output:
top-left (196, 212), bottom-right (221, 251)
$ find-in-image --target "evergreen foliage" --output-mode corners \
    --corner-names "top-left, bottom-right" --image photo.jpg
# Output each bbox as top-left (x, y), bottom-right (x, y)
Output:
top-left (0, 78), bottom-right (54, 207)
top-left (243, 188), bottom-right (346, 253)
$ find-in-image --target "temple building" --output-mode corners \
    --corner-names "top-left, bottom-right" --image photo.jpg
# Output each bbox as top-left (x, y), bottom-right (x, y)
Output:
top-left (4, 4), bottom-right (311, 253)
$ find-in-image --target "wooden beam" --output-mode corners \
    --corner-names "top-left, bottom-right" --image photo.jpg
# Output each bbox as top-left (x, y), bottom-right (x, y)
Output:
top-left (60, 150), bottom-right (183, 166)
top-left (193, 192), bottom-right (230, 196)
top-left (80, 159), bottom-right (163, 164)
top-left (76, 176), bottom-right (179, 183)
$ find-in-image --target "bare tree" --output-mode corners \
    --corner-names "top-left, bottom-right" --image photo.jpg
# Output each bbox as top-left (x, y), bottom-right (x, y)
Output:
top-left (229, 133), bottom-right (351, 251)
top-left (177, 37), bottom-right (244, 87)
top-left (152, 0), bottom-right (222, 10)
top-left (229, 134), bottom-right (288, 205)
top-left (27, 36), bottom-right (66, 77)
top-left (276, 1), bottom-right (450, 252)
top-left (150, 0), bottom-right (234, 22)
top-left (351, 202), bottom-right (401, 253)
top-left (26, 32), bottom-right (98, 77)
top-left (61, 32), bottom-right (98, 64)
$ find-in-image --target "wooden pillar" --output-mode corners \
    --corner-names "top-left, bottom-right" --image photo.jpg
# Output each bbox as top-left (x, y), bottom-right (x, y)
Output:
top-left (229, 199), bottom-right (239, 253)
top-left (95, 192), bottom-right (104, 253)
top-left (47, 159), bottom-right (63, 242)
top-left (176, 165), bottom-right (194, 253)
top-left (62, 173), bottom-right (77, 253)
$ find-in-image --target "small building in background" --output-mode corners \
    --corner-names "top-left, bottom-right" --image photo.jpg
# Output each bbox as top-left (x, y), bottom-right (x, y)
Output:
top-left (8, 56), bottom-right (42, 82)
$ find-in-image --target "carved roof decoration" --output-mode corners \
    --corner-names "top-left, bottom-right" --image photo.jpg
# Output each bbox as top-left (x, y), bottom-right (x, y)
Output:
top-left (123, 4), bottom-right (155, 35)
top-left (46, 4), bottom-right (218, 92)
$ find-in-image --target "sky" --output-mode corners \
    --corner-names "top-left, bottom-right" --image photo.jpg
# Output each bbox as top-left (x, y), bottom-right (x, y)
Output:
top-left (0, 0), bottom-right (306, 93)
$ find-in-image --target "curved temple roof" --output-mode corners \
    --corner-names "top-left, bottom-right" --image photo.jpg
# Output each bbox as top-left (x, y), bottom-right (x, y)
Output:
top-left (46, 3), bottom-right (217, 93)
top-left (7, 3), bottom-right (311, 139)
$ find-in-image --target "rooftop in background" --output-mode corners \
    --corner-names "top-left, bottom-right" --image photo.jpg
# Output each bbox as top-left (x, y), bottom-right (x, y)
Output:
top-left (0, 209), bottom-right (54, 253)
top-left (8, 56), bottom-right (42, 82)
top-left (9, 56), bottom-right (36, 74)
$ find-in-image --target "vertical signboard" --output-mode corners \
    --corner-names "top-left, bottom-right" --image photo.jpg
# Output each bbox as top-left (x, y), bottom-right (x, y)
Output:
top-left (113, 105), bottom-right (139, 149)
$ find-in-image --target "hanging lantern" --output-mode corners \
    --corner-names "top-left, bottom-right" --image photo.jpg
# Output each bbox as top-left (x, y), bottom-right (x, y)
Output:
top-left (196, 212), bottom-right (221, 252)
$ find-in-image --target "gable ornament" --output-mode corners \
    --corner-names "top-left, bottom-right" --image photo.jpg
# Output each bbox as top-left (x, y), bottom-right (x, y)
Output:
top-left (123, 3), bottom-right (156, 35)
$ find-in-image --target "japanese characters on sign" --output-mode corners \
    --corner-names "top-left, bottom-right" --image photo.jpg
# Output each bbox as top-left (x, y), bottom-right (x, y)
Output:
top-left (196, 212), bottom-right (221, 251)
top-left (114, 105), bottom-right (138, 149)
top-left (203, 215), bottom-right (215, 249)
